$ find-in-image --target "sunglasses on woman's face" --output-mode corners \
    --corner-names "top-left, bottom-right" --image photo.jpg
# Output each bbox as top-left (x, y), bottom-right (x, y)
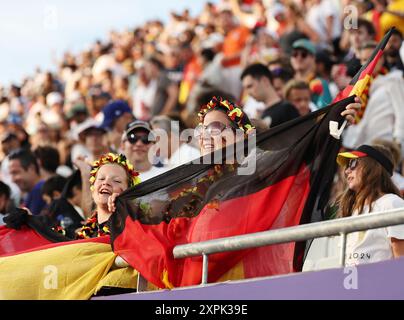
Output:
top-left (346, 158), bottom-right (359, 171)
top-left (292, 50), bottom-right (309, 59)
top-left (194, 121), bottom-right (235, 138)
top-left (127, 133), bottom-right (151, 145)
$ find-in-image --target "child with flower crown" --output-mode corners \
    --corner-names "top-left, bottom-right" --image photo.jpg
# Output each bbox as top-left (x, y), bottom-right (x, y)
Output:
top-left (75, 153), bottom-right (140, 239)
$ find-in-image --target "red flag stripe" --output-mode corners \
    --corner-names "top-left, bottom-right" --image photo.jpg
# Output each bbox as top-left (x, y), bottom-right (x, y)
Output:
top-left (113, 165), bottom-right (310, 288)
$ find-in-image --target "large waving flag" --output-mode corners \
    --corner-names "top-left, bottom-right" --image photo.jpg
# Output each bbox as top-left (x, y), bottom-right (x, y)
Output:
top-left (0, 211), bottom-right (70, 257)
top-left (334, 28), bottom-right (394, 122)
top-left (0, 235), bottom-right (115, 299)
top-left (0, 210), bottom-right (136, 299)
top-left (111, 95), bottom-right (356, 289)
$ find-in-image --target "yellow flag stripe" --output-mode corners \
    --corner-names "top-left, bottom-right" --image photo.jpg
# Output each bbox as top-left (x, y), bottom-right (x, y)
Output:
top-left (0, 242), bottom-right (115, 300)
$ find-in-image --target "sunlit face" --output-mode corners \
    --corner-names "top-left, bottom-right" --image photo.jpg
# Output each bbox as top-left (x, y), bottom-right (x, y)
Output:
top-left (8, 159), bottom-right (37, 193)
top-left (122, 129), bottom-right (153, 164)
top-left (288, 88), bottom-right (311, 116)
top-left (290, 49), bottom-right (315, 73)
top-left (114, 113), bottom-right (134, 132)
top-left (350, 26), bottom-right (373, 52)
top-left (242, 75), bottom-right (268, 102)
top-left (272, 78), bottom-right (285, 99)
top-left (344, 159), bottom-right (362, 192)
top-left (199, 110), bottom-right (237, 156)
top-left (91, 163), bottom-right (129, 208)
top-left (218, 11), bottom-right (233, 33)
top-left (84, 128), bottom-right (107, 154)
top-left (385, 34), bottom-right (403, 56)
top-left (1, 138), bottom-right (20, 156)
top-left (0, 194), bottom-right (8, 214)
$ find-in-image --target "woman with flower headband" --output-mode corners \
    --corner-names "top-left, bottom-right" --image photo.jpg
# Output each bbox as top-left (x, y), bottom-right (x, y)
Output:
top-left (75, 153), bottom-right (140, 239)
top-left (195, 96), bottom-right (256, 158)
top-left (195, 96), bottom-right (359, 158)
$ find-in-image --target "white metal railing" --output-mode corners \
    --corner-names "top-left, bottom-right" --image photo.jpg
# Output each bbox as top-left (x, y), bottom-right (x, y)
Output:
top-left (114, 207), bottom-right (404, 290)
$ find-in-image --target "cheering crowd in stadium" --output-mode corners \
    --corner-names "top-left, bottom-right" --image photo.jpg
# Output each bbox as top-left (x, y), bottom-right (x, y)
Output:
top-left (1, 0), bottom-right (404, 295)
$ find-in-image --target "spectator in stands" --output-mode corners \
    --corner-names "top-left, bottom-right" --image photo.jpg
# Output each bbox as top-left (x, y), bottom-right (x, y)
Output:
top-left (75, 153), bottom-right (140, 239)
top-left (33, 146), bottom-right (60, 181)
top-left (340, 18), bottom-right (376, 77)
top-left (290, 39), bottom-right (332, 108)
top-left (216, 6), bottom-right (250, 100)
top-left (41, 175), bottom-right (67, 206)
top-left (269, 67), bottom-right (293, 100)
top-left (66, 103), bottom-right (89, 127)
top-left (0, 133), bottom-right (21, 160)
top-left (71, 118), bottom-right (110, 163)
top-left (150, 115), bottom-right (200, 170)
top-left (186, 48), bottom-right (223, 116)
top-left (121, 120), bottom-right (167, 181)
top-left (8, 148), bottom-right (47, 215)
top-left (0, 181), bottom-right (13, 226)
top-left (197, 94), bottom-right (359, 158)
top-left (336, 144), bottom-right (404, 265)
top-left (343, 41), bottom-right (404, 154)
top-left (0, 133), bottom-right (23, 207)
top-left (132, 60), bottom-right (154, 121)
top-left (277, 1), bottom-right (319, 55)
top-left (284, 80), bottom-right (316, 116)
top-left (316, 50), bottom-right (338, 99)
top-left (241, 63), bottom-right (300, 128)
top-left (384, 28), bottom-right (404, 73)
top-left (100, 100), bottom-right (134, 153)
top-left (143, 57), bottom-right (179, 117)
top-left (47, 171), bottom-right (85, 239)
top-left (86, 87), bottom-right (111, 118)
top-left (305, 0), bottom-right (341, 50)
top-left (372, 139), bottom-right (404, 195)
top-left (196, 96), bottom-right (255, 157)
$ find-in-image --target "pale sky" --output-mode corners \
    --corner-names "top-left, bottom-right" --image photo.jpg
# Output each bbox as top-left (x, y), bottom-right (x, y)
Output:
top-left (0, 0), bottom-right (211, 86)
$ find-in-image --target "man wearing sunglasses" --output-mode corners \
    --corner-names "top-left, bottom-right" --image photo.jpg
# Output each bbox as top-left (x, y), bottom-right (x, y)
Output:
top-left (290, 39), bottom-right (332, 109)
top-left (121, 120), bottom-right (167, 182)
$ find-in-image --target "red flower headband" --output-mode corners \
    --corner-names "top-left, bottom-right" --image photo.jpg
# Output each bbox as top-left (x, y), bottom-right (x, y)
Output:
top-left (198, 96), bottom-right (255, 134)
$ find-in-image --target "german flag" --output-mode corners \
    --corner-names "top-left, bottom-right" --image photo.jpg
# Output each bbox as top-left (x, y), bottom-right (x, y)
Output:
top-left (0, 214), bottom-right (136, 299)
top-left (0, 235), bottom-right (115, 299)
top-left (0, 211), bottom-right (70, 257)
top-left (334, 28), bottom-right (394, 122)
top-left (110, 95), bottom-right (356, 289)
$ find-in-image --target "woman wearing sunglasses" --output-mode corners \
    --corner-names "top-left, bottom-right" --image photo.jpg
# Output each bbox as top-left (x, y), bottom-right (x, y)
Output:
top-left (195, 96), bottom-right (255, 158)
top-left (195, 95), bottom-right (359, 158)
top-left (336, 144), bottom-right (404, 266)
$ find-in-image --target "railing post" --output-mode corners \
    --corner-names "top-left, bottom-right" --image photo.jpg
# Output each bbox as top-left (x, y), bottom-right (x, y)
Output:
top-left (201, 253), bottom-right (209, 285)
top-left (339, 232), bottom-right (347, 267)
top-left (137, 273), bottom-right (147, 293)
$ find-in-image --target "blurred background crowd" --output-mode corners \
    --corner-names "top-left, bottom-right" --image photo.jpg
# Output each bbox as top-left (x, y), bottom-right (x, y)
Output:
top-left (0, 0), bottom-right (403, 228)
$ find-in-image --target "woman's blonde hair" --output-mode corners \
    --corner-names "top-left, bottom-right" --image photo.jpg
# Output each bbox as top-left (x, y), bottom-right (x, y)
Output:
top-left (337, 145), bottom-right (401, 218)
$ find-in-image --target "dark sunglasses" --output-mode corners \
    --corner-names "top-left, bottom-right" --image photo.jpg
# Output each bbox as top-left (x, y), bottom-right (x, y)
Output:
top-left (346, 158), bottom-right (359, 171)
top-left (194, 121), bottom-right (235, 138)
top-left (292, 50), bottom-right (309, 59)
top-left (127, 133), bottom-right (151, 145)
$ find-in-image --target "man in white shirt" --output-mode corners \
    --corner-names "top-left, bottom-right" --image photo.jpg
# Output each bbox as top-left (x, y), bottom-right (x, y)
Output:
top-left (121, 120), bottom-right (167, 182)
top-left (150, 115), bottom-right (200, 171)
